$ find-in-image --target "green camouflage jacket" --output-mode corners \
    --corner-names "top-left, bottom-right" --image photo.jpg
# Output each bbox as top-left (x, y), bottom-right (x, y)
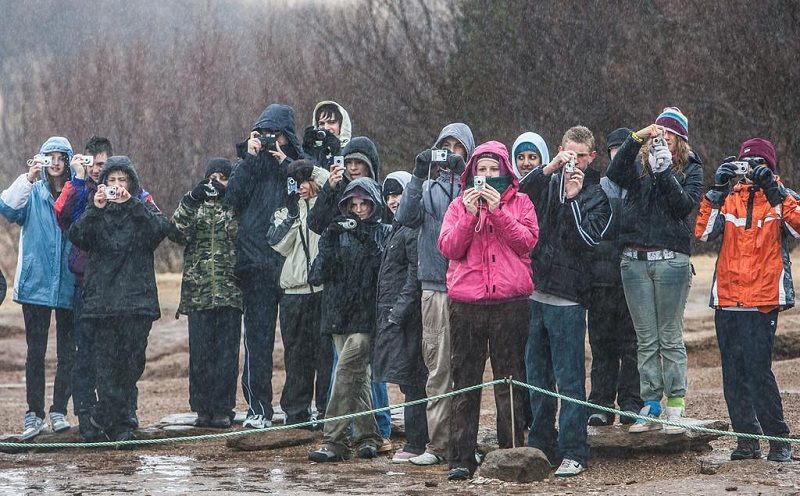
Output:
top-left (172, 194), bottom-right (242, 314)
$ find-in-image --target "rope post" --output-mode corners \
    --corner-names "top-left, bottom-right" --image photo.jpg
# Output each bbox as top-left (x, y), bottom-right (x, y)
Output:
top-left (509, 376), bottom-right (516, 448)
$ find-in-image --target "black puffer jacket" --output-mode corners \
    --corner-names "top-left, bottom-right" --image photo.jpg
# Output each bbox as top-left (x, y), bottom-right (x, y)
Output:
top-left (226, 104), bottom-right (304, 278)
top-left (605, 135), bottom-right (704, 254)
top-left (68, 156), bottom-right (171, 319)
top-left (373, 223), bottom-right (425, 386)
top-left (308, 178), bottom-right (392, 335)
top-left (308, 136), bottom-right (381, 235)
top-left (520, 164), bottom-right (611, 305)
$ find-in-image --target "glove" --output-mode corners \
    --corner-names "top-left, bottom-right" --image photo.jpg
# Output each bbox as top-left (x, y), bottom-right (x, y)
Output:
top-left (328, 215), bottom-right (358, 233)
top-left (210, 179), bottom-right (226, 198)
top-left (413, 149), bottom-right (433, 179)
top-left (322, 131), bottom-right (341, 156)
top-left (189, 180), bottom-right (210, 202)
top-left (287, 192), bottom-right (300, 218)
top-left (445, 152), bottom-right (466, 174)
top-left (302, 126), bottom-right (319, 151)
top-left (353, 219), bottom-right (373, 243)
top-left (752, 165), bottom-right (786, 207)
top-left (705, 161), bottom-right (737, 207)
top-left (648, 140), bottom-right (672, 173)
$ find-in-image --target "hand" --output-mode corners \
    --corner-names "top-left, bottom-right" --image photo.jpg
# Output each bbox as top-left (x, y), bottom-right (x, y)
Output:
top-left (713, 161), bottom-right (738, 190)
top-left (287, 192), bottom-right (300, 218)
top-left (94, 188), bottom-right (108, 208)
top-left (322, 131), bottom-right (341, 155)
top-left (269, 142), bottom-right (287, 164)
top-left (111, 186), bottom-right (131, 203)
top-left (635, 124), bottom-right (664, 140)
top-left (189, 180), bottom-right (210, 202)
top-left (247, 131), bottom-right (262, 156)
top-left (210, 179), bottom-right (226, 198)
top-left (445, 152), bottom-right (466, 174)
top-left (564, 168), bottom-right (586, 199)
top-left (462, 188), bottom-right (481, 216)
top-left (413, 149), bottom-right (433, 179)
top-left (481, 185), bottom-right (501, 213)
top-left (329, 164), bottom-right (345, 188)
top-left (26, 164), bottom-right (42, 183)
top-left (71, 155), bottom-right (86, 179)
top-left (648, 140), bottom-right (672, 173)
top-left (302, 126), bottom-right (319, 150)
top-left (329, 215), bottom-right (358, 233)
top-left (752, 165), bottom-right (786, 207)
top-left (543, 150), bottom-right (576, 175)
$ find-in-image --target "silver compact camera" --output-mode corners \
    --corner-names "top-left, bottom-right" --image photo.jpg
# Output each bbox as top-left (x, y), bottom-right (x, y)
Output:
top-left (104, 185), bottom-right (118, 200)
top-left (81, 155), bottom-right (93, 167)
top-left (287, 177), bottom-right (298, 195)
top-left (473, 175), bottom-right (486, 191)
top-left (333, 155), bottom-right (344, 168)
top-left (564, 158), bottom-right (576, 174)
top-left (28, 154), bottom-right (52, 167)
top-left (431, 149), bottom-right (448, 163)
top-left (731, 161), bottom-right (750, 175)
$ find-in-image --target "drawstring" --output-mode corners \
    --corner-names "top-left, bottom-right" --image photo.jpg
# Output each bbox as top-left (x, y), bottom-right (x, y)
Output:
top-left (474, 201), bottom-right (487, 232)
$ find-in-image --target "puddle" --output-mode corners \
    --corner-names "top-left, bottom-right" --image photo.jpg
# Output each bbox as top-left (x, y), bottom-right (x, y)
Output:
top-left (135, 455), bottom-right (194, 493)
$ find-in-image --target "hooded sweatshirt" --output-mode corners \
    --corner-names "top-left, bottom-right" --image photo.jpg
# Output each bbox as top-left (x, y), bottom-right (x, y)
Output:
top-left (394, 123), bottom-right (475, 292)
top-left (511, 132), bottom-right (550, 179)
top-left (312, 100), bottom-right (353, 147)
top-left (438, 141), bottom-right (539, 304)
top-left (0, 136), bottom-right (75, 308)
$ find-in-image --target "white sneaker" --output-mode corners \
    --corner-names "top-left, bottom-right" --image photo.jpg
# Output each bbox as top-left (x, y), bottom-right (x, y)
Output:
top-left (663, 406), bottom-right (686, 435)
top-left (628, 404), bottom-right (663, 433)
top-left (49, 411), bottom-right (71, 433)
top-left (21, 412), bottom-right (45, 441)
top-left (554, 458), bottom-right (586, 477)
top-left (242, 414), bottom-right (272, 429)
top-left (408, 451), bottom-right (444, 465)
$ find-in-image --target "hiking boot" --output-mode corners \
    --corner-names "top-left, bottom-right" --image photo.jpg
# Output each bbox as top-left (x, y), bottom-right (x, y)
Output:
top-left (447, 467), bottom-right (472, 481)
top-left (49, 411), bottom-right (71, 433)
top-left (555, 458), bottom-right (586, 477)
top-left (663, 406), bottom-right (686, 435)
top-left (408, 451), bottom-right (444, 465)
top-left (308, 446), bottom-right (349, 463)
top-left (391, 449), bottom-right (421, 463)
top-left (21, 412), bottom-right (45, 441)
top-left (730, 438), bottom-right (762, 460)
top-left (767, 441), bottom-right (793, 462)
top-left (194, 413), bottom-right (212, 427)
top-left (628, 403), bottom-right (663, 433)
top-left (242, 414), bottom-right (272, 429)
top-left (209, 414), bottom-right (232, 429)
top-left (588, 413), bottom-right (613, 426)
top-left (78, 414), bottom-right (103, 441)
top-left (357, 443), bottom-right (378, 459)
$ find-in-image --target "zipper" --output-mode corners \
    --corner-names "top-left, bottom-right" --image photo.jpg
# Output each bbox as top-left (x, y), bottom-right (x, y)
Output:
top-left (210, 202), bottom-right (217, 305)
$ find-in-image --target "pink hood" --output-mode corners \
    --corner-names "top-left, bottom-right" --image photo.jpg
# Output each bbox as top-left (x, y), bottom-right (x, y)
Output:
top-left (461, 140), bottom-right (518, 195)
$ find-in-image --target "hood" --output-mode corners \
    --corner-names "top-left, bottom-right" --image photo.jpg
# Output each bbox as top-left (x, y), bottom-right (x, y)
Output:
top-left (39, 136), bottom-right (74, 183)
top-left (312, 100), bottom-right (353, 146)
top-left (510, 132), bottom-right (550, 179)
top-left (337, 177), bottom-right (384, 223)
top-left (382, 171), bottom-right (412, 196)
top-left (434, 123), bottom-right (475, 161)
top-left (251, 104), bottom-right (303, 159)
top-left (342, 136), bottom-right (381, 182)
top-left (461, 141), bottom-right (517, 192)
top-left (98, 155), bottom-right (142, 197)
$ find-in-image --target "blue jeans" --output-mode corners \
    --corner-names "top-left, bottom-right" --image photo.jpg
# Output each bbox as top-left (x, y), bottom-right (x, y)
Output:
top-left (620, 253), bottom-right (691, 401)
top-left (525, 300), bottom-right (588, 466)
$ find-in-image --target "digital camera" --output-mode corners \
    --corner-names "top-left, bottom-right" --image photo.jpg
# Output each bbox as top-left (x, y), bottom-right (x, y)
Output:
top-left (258, 133), bottom-right (277, 152)
top-left (36, 154), bottom-right (52, 167)
top-left (333, 155), bottom-right (345, 168)
top-left (81, 156), bottom-right (94, 167)
top-left (287, 177), bottom-right (298, 195)
top-left (431, 149), bottom-right (448, 163)
top-left (105, 185), bottom-right (118, 200)
top-left (731, 161), bottom-right (750, 175)
top-left (564, 158), bottom-right (576, 174)
top-left (474, 175), bottom-right (486, 191)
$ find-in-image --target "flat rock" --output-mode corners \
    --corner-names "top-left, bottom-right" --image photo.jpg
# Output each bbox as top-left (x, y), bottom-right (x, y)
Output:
top-left (226, 428), bottom-right (320, 451)
top-left (479, 447), bottom-right (551, 482)
top-left (588, 418), bottom-right (729, 456)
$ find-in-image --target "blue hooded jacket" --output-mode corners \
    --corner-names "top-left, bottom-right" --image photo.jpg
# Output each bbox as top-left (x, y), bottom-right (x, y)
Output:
top-left (0, 136), bottom-right (75, 308)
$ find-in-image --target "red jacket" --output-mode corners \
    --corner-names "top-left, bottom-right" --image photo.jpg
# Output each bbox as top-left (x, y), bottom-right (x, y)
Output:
top-left (695, 181), bottom-right (800, 309)
top-left (438, 141), bottom-right (539, 304)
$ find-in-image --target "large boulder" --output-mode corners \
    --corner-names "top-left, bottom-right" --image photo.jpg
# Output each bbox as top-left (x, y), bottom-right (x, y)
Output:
top-left (588, 418), bottom-right (729, 457)
top-left (479, 447), bottom-right (551, 482)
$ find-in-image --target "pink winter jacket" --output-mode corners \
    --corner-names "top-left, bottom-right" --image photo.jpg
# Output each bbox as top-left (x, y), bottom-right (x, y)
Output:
top-left (438, 141), bottom-right (539, 304)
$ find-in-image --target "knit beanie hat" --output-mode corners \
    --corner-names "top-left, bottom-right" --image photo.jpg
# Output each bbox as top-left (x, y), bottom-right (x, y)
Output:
top-left (344, 152), bottom-right (373, 177)
top-left (738, 138), bottom-right (777, 171)
top-left (472, 152), bottom-right (510, 176)
top-left (606, 128), bottom-right (632, 153)
top-left (655, 107), bottom-right (689, 142)
top-left (515, 142), bottom-right (540, 157)
top-left (204, 157), bottom-right (233, 179)
top-left (287, 159), bottom-right (315, 183)
top-left (383, 178), bottom-right (404, 196)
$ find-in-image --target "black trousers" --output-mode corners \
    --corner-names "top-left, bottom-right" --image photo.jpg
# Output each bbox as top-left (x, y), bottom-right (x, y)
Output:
top-left (279, 292), bottom-right (333, 423)
top-left (22, 304), bottom-right (74, 418)
top-left (587, 286), bottom-right (642, 416)
top-left (399, 383), bottom-right (429, 454)
top-left (188, 307), bottom-right (242, 417)
top-left (88, 316), bottom-right (151, 436)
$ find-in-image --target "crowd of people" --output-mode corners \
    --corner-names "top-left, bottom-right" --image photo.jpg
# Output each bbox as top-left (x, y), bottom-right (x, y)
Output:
top-left (0, 100), bottom-right (796, 479)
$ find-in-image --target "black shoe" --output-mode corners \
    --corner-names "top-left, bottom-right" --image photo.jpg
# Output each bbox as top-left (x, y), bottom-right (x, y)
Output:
top-left (731, 439), bottom-right (762, 460)
top-left (767, 441), bottom-right (793, 462)
top-left (619, 411), bottom-right (638, 425)
top-left (127, 413), bottom-right (139, 430)
top-left (209, 414), bottom-right (232, 429)
top-left (194, 413), bottom-right (212, 427)
top-left (309, 446), bottom-right (349, 463)
top-left (78, 414), bottom-right (103, 441)
top-left (114, 429), bottom-right (137, 450)
top-left (588, 413), bottom-right (613, 426)
top-left (357, 443), bottom-right (378, 459)
top-left (447, 467), bottom-right (472, 481)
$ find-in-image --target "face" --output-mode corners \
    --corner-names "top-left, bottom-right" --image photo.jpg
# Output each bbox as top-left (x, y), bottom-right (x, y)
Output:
top-left (345, 159), bottom-right (369, 179)
top-left (317, 112), bottom-right (341, 137)
top-left (208, 171), bottom-right (228, 187)
top-left (105, 170), bottom-right (130, 190)
top-left (560, 140), bottom-right (596, 171)
top-left (87, 151), bottom-right (107, 182)
top-left (609, 146), bottom-right (620, 160)
top-left (298, 180), bottom-right (314, 200)
top-left (439, 136), bottom-right (467, 160)
top-left (515, 151), bottom-right (541, 176)
top-left (45, 152), bottom-right (67, 177)
top-left (475, 159), bottom-right (501, 178)
top-left (663, 131), bottom-right (678, 153)
top-left (385, 193), bottom-right (402, 214)
top-left (348, 197), bottom-right (373, 220)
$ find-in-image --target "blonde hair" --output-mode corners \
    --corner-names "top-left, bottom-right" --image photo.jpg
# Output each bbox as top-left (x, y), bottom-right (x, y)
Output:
top-left (304, 180), bottom-right (320, 198)
top-left (561, 126), bottom-right (595, 151)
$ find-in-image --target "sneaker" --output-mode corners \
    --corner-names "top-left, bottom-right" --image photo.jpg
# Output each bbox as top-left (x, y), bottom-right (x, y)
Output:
top-left (663, 406), bottom-right (685, 435)
top-left (308, 446), bottom-right (349, 463)
top-left (391, 449), bottom-right (421, 463)
top-left (554, 458), bottom-right (586, 477)
top-left (475, 449), bottom-right (485, 465)
top-left (242, 414), bottom-right (272, 429)
top-left (357, 443), bottom-right (378, 459)
top-left (209, 414), bottom-right (232, 429)
top-left (767, 441), bottom-right (793, 462)
top-left (194, 413), bottom-right (212, 427)
top-left (447, 467), bottom-right (472, 481)
top-left (628, 403), bottom-right (663, 433)
top-left (588, 413), bottom-right (613, 426)
top-left (409, 451), bottom-right (444, 465)
top-left (21, 412), bottom-right (45, 441)
top-left (377, 438), bottom-right (393, 454)
top-left (49, 411), bottom-right (71, 433)
top-left (731, 439), bottom-right (762, 460)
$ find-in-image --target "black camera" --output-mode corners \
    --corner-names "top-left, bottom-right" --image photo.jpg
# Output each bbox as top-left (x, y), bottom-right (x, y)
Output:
top-left (258, 133), bottom-right (277, 152)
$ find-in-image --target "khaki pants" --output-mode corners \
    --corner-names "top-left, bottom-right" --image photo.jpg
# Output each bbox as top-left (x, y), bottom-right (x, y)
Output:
top-left (421, 290), bottom-right (452, 457)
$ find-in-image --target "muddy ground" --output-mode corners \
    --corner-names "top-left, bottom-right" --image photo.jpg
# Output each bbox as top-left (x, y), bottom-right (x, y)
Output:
top-left (1, 255), bottom-right (800, 495)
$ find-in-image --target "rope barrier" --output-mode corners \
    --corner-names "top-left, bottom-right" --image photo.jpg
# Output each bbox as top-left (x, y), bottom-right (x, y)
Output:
top-left (0, 377), bottom-right (796, 450)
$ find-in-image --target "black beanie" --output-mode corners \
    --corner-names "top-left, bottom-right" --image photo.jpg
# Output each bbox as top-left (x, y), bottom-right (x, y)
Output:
top-left (606, 128), bottom-right (632, 155)
top-left (287, 159), bottom-right (315, 183)
top-left (205, 157), bottom-right (233, 179)
top-left (382, 178), bottom-right (404, 197)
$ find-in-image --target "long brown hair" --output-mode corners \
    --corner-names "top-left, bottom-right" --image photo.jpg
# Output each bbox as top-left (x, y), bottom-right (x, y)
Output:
top-left (638, 136), bottom-right (691, 178)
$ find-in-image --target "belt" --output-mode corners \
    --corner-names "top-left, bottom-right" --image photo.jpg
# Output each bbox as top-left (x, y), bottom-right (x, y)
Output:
top-left (623, 248), bottom-right (676, 261)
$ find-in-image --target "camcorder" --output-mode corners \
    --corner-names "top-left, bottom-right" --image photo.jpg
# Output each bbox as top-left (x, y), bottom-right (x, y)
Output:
top-left (27, 154), bottom-right (52, 168)
top-left (564, 157), bottom-right (576, 174)
top-left (431, 149), bottom-right (448, 164)
top-left (287, 177), bottom-right (298, 195)
top-left (474, 175), bottom-right (486, 191)
top-left (104, 185), bottom-right (118, 200)
top-left (81, 156), bottom-right (94, 167)
top-left (258, 133), bottom-right (278, 152)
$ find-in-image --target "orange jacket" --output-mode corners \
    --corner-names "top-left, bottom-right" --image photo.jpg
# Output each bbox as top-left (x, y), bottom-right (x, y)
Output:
top-left (695, 181), bottom-right (800, 309)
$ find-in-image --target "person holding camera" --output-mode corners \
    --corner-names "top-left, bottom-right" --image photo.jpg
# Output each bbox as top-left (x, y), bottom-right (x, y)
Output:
top-left (511, 132), bottom-right (550, 179)
top-left (267, 160), bottom-right (333, 427)
top-left (437, 141), bottom-right (538, 481)
top-left (0, 136), bottom-right (76, 440)
top-left (171, 158), bottom-right (242, 429)
top-left (302, 101), bottom-right (352, 166)
top-left (695, 138), bottom-right (796, 463)
top-left (68, 156), bottom-right (171, 444)
top-left (227, 103), bottom-right (305, 429)
top-left (393, 122), bottom-right (474, 466)
top-left (604, 107), bottom-right (703, 434)
top-left (518, 126), bottom-right (610, 477)
top-left (306, 177), bottom-right (392, 462)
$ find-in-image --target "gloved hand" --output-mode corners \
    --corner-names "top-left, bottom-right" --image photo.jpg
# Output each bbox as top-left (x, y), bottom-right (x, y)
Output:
top-left (445, 152), bottom-right (466, 174)
top-left (705, 161), bottom-right (738, 206)
top-left (648, 139), bottom-right (672, 173)
top-left (353, 218), bottom-right (373, 243)
top-left (413, 149), bottom-right (433, 179)
top-left (189, 180), bottom-right (210, 202)
top-left (752, 165), bottom-right (786, 207)
top-left (210, 179), bottom-right (227, 198)
top-left (287, 191), bottom-right (300, 218)
top-left (302, 126), bottom-right (319, 151)
top-left (322, 131), bottom-right (341, 156)
top-left (328, 215), bottom-right (359, 233)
